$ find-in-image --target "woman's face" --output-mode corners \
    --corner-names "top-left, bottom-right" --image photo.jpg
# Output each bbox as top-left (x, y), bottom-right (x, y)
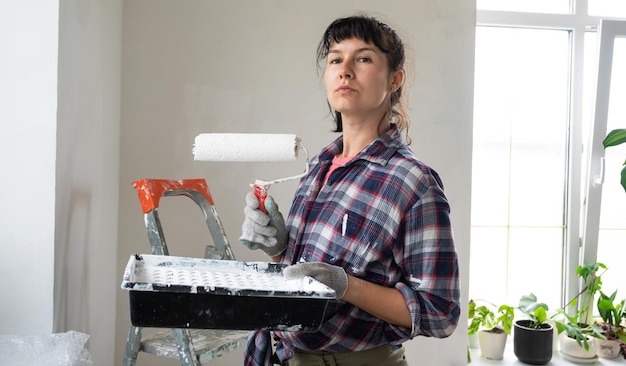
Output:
top-left (323, 37), bottom-right (399, 122)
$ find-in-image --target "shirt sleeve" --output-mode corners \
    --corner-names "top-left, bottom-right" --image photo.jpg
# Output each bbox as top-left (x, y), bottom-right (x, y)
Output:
top-left (391, 175), bottom-right (461, 339)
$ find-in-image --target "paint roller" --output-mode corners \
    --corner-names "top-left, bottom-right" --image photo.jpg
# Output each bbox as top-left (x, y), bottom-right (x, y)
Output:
top-left (192, 133), bottom-right (309, 213)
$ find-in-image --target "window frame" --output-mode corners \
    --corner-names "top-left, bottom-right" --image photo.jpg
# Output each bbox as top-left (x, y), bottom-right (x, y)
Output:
top-left (475, 3), bottom-right (625, 309)
top-left (581, 19), bottom-right (626, 280)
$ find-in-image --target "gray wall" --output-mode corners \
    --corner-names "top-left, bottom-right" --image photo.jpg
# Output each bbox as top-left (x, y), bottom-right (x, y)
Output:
top-left (56, 1), bottom-right (122, 365)
top-left (116, 1), bottom-right (475, 365)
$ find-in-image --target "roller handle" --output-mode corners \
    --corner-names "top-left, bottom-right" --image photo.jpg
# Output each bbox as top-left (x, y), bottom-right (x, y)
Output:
top-left (253, 184), bottom-right (268, 214)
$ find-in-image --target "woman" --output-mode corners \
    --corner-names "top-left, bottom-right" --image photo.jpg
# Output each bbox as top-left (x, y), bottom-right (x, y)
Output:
top-left (240, 14), bottom-right (460, 366)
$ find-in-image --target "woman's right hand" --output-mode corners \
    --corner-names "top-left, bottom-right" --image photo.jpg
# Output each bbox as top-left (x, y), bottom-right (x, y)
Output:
top-left (239, 191), bottom-right (288, 257)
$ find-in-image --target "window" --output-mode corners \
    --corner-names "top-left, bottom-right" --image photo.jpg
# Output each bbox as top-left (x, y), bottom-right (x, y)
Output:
top-left (471, 4), bottom-right (626, 312)
top-left (477, 0), bottom-right (570, 14)
top-left (471, 27), bottom-right (569, 307)
top-left (588, 0), bottom-right (626, 17)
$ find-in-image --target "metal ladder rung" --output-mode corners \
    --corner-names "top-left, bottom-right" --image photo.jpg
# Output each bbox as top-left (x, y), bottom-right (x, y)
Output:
top-left (141, 329), bottom-right (249, 363)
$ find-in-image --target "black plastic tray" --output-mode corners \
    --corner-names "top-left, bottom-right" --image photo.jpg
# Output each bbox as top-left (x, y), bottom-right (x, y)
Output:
top-left (121, 254), bottom-right (335, 331)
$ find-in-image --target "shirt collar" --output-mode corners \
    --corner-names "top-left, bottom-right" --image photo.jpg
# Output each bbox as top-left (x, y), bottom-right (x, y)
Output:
top-left (319, 124), bottom-right (404, 167)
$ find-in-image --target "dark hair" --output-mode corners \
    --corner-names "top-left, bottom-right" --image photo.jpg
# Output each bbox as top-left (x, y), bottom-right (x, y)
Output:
top-left (317, 15), bottom-right (410, 140)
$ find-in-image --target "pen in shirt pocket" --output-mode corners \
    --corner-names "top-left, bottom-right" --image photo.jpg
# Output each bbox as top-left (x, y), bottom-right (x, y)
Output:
top-left (342, 213), bottom-right (348, 236)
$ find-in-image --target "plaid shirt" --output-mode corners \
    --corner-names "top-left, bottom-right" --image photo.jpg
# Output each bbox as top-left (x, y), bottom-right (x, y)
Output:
top-left (245, 125), bottom-right (460, 365)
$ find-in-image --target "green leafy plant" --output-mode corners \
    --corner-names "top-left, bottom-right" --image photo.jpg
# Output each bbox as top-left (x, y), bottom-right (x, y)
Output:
top-left (549, 262), bottom-right (608, 351)
top-left (603, 128), bottom-right (626, 192)
top-left (574, 262), bottom-right (607, 324)
top-left (518, 293), bottom-right (551, 329)
top-left (468, 299), bottom-right (515, 335)
top-left (596, 290), bottom-right (626, 343)
top-left (553, 307), bottom-right (604, 351)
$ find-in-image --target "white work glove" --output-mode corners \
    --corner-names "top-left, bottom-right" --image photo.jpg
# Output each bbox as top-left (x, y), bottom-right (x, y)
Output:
top-left (283, 262), bottom-right (349, 299)
top-left (239, 192), bottom-right (288, 257)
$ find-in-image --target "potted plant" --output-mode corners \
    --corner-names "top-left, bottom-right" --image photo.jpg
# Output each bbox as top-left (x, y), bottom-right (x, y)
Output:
top-left (594, 289), bottom-right (626, 359)
top-left (514, 293), bottom-right (554, 365)
top-left (553, 308), bottom-right (602, 362)
top-left (467, 300), bottom-right (480, 350)
top-left (602, 128), bottom-right (626, 192)
top-left (552, 262), bottom-right (607, 361)
top-left (468, 299), bottom-right (515, 360)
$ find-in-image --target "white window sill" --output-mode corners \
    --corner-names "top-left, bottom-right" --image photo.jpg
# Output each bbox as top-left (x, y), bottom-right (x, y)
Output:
top-left (468, 343), bottom-right (624, 365)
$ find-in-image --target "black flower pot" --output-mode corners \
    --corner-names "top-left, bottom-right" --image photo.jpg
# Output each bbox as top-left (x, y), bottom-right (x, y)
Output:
top-left (513, 320), bottom-right (553, 365)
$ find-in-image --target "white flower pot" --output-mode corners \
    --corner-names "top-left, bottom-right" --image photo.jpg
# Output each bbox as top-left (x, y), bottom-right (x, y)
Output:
top-left (558, 332), bottom-right (598, 360)
top-left (468, 332), bottom-right (479, 348)
top-left (596, 338), bottom-right (622, 359)
top-left (478, 329), bottom-right (508, 360)
top-left (547, 319), bottom-right (559, 351)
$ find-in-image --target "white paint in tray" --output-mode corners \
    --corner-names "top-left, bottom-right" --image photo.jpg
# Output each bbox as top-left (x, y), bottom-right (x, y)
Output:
top-left (121, 254), bottom-right (336, 298)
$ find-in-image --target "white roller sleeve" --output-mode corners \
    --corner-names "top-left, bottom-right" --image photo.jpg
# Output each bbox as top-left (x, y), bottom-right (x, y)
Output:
top-left (193, 133), bottom-right (301, 162)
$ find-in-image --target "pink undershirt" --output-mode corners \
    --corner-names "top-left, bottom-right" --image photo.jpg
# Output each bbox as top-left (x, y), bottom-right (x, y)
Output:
top-left (324, 155), bottom-right (355, 185)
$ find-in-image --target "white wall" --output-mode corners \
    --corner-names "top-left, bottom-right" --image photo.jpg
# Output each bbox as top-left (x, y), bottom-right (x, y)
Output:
top-left (0, 1), bottom-right (122, 366)
top-left (0, 0), bottom-right (59, 334)
top-left (116, 1), bottom-right (475, 365)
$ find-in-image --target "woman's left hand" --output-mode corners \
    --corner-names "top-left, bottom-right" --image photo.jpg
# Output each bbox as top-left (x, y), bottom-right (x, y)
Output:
top-left (283, 262), bottom-right (349, 298)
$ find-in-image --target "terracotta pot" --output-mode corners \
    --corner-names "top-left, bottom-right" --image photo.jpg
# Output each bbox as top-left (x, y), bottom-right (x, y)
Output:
top-left (596, 338), bottom-right (622, 359)
top-left (478, 329), bottom-right (508, 360)
top-left (513, 320), bottom-right (554, 365)
top-left (558, 332), bottom-right (598, 360)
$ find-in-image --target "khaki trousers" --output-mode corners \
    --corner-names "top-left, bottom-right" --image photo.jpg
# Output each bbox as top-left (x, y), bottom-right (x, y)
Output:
top-left (287, 344), bottom-right (408, 366)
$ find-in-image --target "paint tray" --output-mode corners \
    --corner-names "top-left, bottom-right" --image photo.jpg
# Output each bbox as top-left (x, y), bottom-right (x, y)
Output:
top-left (121, 254), bottom-right (336, 331)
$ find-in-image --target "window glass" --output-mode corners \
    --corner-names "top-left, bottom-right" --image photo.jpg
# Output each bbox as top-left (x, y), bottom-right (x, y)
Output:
top-left (596, 36), bottom-right (626, 296)
top-left (477, 0), bottom-right (570, 14)
top-left (471, 26), bottom-right (570, 307)
top-left (588, 0), bottom-right (626, 18)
